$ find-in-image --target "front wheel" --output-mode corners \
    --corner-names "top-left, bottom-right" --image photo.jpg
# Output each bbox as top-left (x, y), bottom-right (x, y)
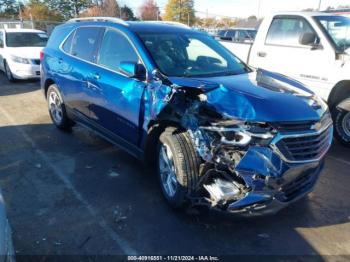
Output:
top-left (332, 103), bottom-right (350, 147)
top-left (4, 61), bottom-right (15, 82)
top-left (157, 127), bottom-right (201, 208)
top-left (47, 84), bottom-right (74, 131)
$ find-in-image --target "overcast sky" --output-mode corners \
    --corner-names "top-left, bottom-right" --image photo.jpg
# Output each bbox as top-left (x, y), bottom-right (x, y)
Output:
top-left (119, 0), bottom-right (350, 18)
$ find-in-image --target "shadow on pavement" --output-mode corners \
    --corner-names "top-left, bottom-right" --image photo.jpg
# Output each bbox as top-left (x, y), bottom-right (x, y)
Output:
top-left (0, 72), bottom-right (40, 97)
top-left (0, 122), bottom-right (349, 256)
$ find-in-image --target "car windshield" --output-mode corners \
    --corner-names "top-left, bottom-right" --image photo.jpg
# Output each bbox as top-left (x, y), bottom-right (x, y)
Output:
top-left (6, 32), bottom-right (48, 47)
top-left (138, 32), bottom-right (250, 77)
top-left (315, 15), bottom-right (350, 51)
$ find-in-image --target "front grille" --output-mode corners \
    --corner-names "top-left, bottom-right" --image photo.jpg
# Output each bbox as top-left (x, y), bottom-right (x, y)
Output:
top-left (277, 168), bottom-right (319, 202)
top-left (275, 125), bottom-right (332, 162)
top-left (272, 121), bottom-right (314, 133)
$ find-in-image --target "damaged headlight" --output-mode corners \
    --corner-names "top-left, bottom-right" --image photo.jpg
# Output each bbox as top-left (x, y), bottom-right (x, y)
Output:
top-left (200, 120), bottom-right (275, 147)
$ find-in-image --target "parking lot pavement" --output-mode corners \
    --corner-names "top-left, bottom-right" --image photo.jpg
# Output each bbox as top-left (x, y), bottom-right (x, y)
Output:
top-left (0, 72), bottom-right (349, 257)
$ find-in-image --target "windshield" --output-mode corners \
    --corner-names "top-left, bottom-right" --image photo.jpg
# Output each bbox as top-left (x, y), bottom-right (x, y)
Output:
top-left (315, 15), bottom-right (350, 51)
top-left (6, 32), bottom-right (48, 47)
top-left (138, 32), bottom-right (250, 77)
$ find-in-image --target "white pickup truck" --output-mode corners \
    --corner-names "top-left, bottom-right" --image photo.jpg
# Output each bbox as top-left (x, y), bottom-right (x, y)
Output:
top-left (221, 12), bottom-right (350, 147)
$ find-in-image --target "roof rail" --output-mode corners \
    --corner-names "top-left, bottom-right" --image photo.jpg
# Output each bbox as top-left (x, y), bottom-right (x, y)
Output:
top-left (143, 21), bottom-right (190, 28)
top-left (67, 17), bottom-right (128, 26)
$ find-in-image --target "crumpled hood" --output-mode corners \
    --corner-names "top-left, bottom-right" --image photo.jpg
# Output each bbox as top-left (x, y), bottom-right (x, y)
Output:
top-left (6, 47), bottom-right (43, 59)
top-left (169, 69), bottom-right (326, 122)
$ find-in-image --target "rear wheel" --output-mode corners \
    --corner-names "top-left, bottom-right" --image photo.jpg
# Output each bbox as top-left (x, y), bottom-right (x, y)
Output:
top-left (157, 127), bottom-right (201, 208)
top-left (332, 102), bottom-right (350, 147)
top-left (4, 61), bottom-right (15, 82)
top-left (47, 84), bottom-right (74, 131)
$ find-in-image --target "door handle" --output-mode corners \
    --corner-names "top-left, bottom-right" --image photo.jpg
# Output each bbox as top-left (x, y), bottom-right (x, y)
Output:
top-left (257, 51), bottom-right (267, 58)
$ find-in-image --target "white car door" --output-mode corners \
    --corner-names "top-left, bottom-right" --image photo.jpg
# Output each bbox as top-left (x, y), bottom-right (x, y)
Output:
top-left (0, 31), bottom-right (4, 71)
top-left (250, 15), bottom-right (335, 100)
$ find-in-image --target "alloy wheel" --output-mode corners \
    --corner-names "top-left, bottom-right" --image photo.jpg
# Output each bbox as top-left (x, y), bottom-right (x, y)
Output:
top-left (159, 143), bottom-right (178, 197)
top-left (48, 91), bottom-right (63, 125)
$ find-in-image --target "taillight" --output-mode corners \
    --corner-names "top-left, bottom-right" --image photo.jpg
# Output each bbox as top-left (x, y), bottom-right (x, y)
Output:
top-left (40, 50), bottom-right (45, 61)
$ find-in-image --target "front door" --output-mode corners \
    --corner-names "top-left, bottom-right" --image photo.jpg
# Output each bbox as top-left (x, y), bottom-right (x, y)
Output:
top-left (86, 28), bottom-right (146, 146)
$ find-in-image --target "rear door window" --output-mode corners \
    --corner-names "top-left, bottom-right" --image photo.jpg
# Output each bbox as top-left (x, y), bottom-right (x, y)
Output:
top-left (97, 28), bottom-right (139, 72)
top-left (266, 17), bottom-right (316, 46)
top-left (70, 27), bottom-right (102, 62)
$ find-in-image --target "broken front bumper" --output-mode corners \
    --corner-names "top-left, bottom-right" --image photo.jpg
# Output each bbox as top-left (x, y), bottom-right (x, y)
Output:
top-left (227, 149), bottom-right (324, 216)
top-left (196, 113), bottom-right (333, 216)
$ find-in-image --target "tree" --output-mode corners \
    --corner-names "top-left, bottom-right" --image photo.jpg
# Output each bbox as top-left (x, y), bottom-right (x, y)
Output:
top-left (0, 0), bottom-right (19, 18)
top-left (101, 0), bottom-right (120, 17)
top-left (139, 0), bottom-right (160, 21)
top-left (46, 0), bottom-right (93, 19)
top-left (79, 0), bottom-right (121, 18)
top-left (22, 0), bottom-right (63, 21)
top-left (216, 17), bottom-right (237, 28)
top-left (247, 15), bottom-right (257, 21)
top-left (121, 5), bottom-right (137, 20)
top-left (195, 17), bottom-right (216, 28)
top-left (163, 0), bottom-right (195, 26)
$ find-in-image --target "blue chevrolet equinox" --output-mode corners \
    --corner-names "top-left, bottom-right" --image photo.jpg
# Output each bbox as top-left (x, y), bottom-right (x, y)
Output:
top-left (41, 17), bottom-right (333, 215)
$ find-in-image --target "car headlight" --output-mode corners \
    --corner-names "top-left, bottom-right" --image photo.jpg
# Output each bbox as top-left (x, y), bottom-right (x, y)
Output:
top-left (200, 120), bottom-right (276, 147)
top-left (10, 55), bottom-right (30, 64)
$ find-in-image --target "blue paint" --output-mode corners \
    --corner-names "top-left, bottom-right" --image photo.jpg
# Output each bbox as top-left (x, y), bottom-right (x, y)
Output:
top-left (41, 20), bottom-right (332, 215)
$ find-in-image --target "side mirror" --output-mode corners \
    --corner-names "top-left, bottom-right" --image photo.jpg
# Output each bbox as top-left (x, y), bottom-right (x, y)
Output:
top-left (299, 32), bottom-right (322, 49)
top-left (0, 39), bottom-right (3, 48)
top-left (119, 61), bottom-right (146, 80)
top-left (151, 69), bottom-right (172, 85)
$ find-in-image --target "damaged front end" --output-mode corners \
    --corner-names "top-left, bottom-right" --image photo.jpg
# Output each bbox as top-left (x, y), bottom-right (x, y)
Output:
top-left (146, 70), bottom-right (333, 216)
top-left (186, 102), bottom-right (332, 216)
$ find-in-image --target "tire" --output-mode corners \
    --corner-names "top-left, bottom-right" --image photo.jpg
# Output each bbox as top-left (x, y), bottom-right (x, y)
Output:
top-left (47, 84), bottom-right (74, 131)
top-left (157, 127), bottom-right (201, 208)
top-left (332, 103), bottom-right (350, 147)
top-left (4, 61), bottom-right (15, 82)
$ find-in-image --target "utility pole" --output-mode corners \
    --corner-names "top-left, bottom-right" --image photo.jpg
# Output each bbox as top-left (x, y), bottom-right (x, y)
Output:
top-left (318, 0), bottom-right (322, 11)
top-left (155, 0), bottom-right (159, 21)
top-left (73, 0), bottom-right (79, 18)
top-left (187, 12), bottom-right (190, 26)
top-left (257, 0), bottom-right (261, 19)
top-left (119, 0), bottom-right (123, 18)
top-left (179, 0), bottom-right (182, 22)
top-left (17, 0), bottom-right (23, 27)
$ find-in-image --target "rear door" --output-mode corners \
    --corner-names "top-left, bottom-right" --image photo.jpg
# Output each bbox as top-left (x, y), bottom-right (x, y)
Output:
top-left (86, 27), bottom-right (146, 146)
top-left (59, 26), bottom-right (103, 120)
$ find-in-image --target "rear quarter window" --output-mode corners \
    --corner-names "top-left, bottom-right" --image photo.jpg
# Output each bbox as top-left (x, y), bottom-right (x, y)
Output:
top-left (62, 30), bottom-right (75, 53)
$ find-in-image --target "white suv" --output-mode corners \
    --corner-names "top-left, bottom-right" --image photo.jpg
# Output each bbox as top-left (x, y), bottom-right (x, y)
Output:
top-left (0, 28), bottom-right (48, 82)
